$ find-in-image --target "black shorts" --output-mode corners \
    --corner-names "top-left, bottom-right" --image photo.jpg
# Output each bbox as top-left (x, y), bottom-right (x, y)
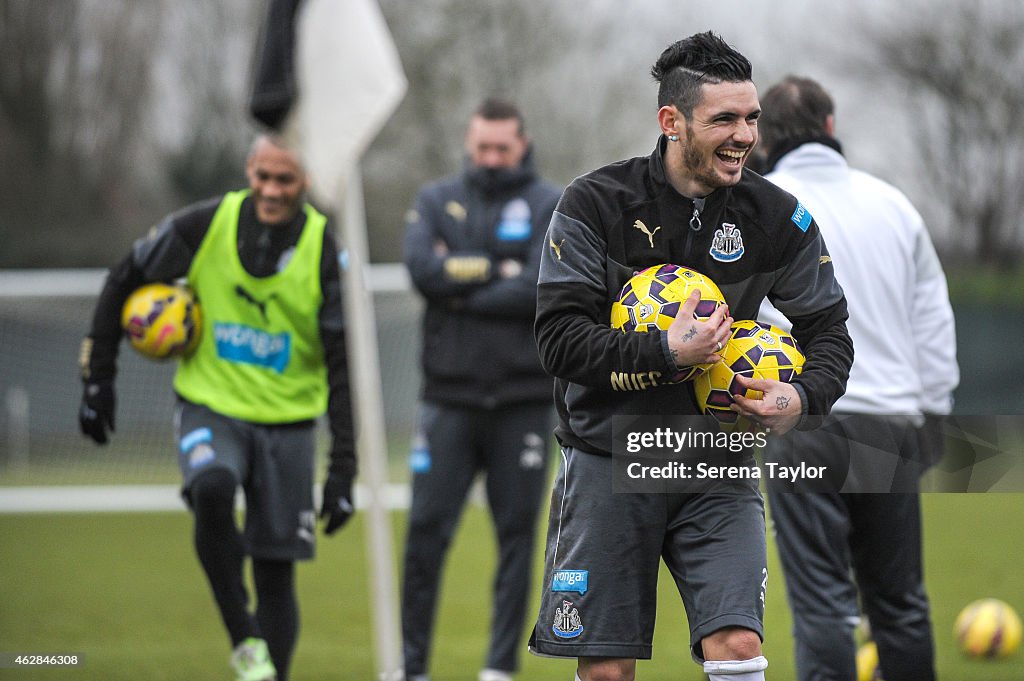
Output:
top-left (529, 447), bottom-right (767, 662)
top-left (175, 400), bottom-right (317, 561)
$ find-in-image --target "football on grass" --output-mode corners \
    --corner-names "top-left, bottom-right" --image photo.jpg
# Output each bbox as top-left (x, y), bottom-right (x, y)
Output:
top-left (955, 598), bottom-right (1022, 658)
top-left (855, 641), bottom-right (882, 681)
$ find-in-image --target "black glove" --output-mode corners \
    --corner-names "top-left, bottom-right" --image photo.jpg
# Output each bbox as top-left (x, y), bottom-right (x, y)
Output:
top-left (320, 471), bottom-right (355, 535)
top-left (79, 381), bottom-right (116, 444)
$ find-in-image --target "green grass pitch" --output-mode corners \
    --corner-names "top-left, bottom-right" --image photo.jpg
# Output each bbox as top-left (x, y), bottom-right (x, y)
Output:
top-left (0, 494), bottom-right (1022, 679)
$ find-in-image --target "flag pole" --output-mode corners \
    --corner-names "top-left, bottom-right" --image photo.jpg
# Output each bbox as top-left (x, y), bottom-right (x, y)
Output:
top-left (340, 166), bottom-right (403, 680)
top-left (251, 0), bottom-right (407, 671)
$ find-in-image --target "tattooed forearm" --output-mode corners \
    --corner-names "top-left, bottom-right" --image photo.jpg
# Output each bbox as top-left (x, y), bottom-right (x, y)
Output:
top-left (671, 326), bottom-right (699, 367)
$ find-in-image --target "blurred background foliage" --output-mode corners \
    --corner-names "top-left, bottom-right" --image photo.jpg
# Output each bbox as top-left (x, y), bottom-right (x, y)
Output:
top-left (2, 0), bottom-right (1022, 285)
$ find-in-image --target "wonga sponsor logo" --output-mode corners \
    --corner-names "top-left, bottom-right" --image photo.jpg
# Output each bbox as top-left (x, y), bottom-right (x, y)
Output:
top-left (551, 569), bottom-right (589, 595)
top-left (180, 427), bottom-right (215, 469)
top-left (179, 427), bottom-right (212, 453)
top-left (213, 322), bottom-right (291, 374)
top-left (790, 202), bottom-right (812, 232)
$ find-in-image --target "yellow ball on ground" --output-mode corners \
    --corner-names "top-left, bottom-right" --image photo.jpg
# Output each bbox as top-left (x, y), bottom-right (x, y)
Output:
top-left (856, 641), bottom-right (883, 681)
top-left (954, 598), bottom-right (1022, 658)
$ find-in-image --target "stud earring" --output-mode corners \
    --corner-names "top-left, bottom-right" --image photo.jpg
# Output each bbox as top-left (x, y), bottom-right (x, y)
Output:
top-left (668, 134), bottom-right (679, 142)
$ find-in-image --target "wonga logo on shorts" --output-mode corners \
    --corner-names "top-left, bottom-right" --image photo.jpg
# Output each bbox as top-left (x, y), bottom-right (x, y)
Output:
top-left (213, 322), bottom-right (291, 374)
top-left (179, 427), bottom-right (215, 469)
top-left (551, 569), bottom-right (589, 595)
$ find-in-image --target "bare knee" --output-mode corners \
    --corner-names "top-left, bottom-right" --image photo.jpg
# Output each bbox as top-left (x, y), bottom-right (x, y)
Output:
top-left (702, 626), bottom-right (762, 661)
top-left (578, 657), bottom-right (636, 681)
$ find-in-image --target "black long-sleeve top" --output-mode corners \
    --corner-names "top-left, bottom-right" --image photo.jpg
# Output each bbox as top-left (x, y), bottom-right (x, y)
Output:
top-left (535, 136), bottom-right (854, 456)
top-left (82, 194), bottom-right (355, 479)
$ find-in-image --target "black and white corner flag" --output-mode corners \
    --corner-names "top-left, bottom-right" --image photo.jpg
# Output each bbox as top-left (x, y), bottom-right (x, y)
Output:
top-left (250, 0), bottom-right (407, 211)
top-left (250, 2), bottom-right (408, 679)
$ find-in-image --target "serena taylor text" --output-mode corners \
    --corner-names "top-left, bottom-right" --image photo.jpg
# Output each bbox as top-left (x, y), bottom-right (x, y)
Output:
top-left (626, 460), bottom-right (827, 481)
top-left (621, 427), bottom-right (827, 481)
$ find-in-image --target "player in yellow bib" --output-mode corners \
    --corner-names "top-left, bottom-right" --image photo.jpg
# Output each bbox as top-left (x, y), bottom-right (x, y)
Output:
top-left (78, 136), bottom-right (357, 681)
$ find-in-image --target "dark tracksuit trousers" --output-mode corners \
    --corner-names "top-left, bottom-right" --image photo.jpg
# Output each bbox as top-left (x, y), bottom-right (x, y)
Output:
top-left (401, 401), bottom-right (553, 676)
top-left (767, 416), bottom-right (936, 681)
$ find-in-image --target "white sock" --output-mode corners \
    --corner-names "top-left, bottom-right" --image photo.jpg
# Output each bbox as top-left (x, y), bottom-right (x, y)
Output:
top-left (703, 655), bottom-right (768, 681)
top-left (478, 670), bottom-right (512, 681)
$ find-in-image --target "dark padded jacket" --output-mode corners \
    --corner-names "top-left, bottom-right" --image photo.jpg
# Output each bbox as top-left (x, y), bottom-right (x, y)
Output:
top-left (404, 150), bottom-right (561, 409)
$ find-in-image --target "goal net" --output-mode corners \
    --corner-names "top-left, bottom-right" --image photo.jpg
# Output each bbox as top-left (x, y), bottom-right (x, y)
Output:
top-left (0, 266), bottom-right (422, 486)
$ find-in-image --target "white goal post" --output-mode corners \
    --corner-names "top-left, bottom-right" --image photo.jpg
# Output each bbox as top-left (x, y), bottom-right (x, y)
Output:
top-left (0, 264), bottom-right (421, 486)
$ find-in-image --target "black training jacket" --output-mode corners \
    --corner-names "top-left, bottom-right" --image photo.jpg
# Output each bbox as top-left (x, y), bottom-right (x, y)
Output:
top-left (535, 136), bottom-right (854, 456)
top-left (404, 150), bottom-right (562, 409)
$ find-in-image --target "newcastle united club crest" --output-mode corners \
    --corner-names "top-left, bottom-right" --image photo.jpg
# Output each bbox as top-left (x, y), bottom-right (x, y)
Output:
top-left (709, 222), bottom-right (744, 262)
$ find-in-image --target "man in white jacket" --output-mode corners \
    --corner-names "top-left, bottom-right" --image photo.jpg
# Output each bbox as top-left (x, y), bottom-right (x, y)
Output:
top-left (756, 76), bottom-right (959, 681)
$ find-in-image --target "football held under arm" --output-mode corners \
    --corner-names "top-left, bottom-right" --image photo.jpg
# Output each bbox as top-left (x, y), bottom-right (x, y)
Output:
top-left (534, 208), bottom-right (678, 388)
top-left (84, 195), bottom-right (219, 381)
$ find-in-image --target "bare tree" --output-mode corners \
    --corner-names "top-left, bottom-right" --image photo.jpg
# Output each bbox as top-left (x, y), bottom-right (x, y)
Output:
top-left (843, 0), bottom-right (1024, 265)
top-left (0, 1), bottom-right (75, 159)
top-left (0, 1), bottom-right (86, 266)
top-left (365, 0), bottom-right (655, 261)
top-left (12, 0), bottom-right (945, 268)
top-left (0, 1), bottom-right (164, 266)
top-left (158, 0), bottom-right (262, 202)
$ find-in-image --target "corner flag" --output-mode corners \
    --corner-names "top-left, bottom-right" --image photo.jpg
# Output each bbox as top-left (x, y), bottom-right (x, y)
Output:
top-left (251, 0), bottom-right (407, 210)
top-left (251, 2), bottom-right (407, 678)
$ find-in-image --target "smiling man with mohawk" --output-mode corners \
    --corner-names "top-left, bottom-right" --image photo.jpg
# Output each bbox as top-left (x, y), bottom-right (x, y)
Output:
top-left (528, 32), bottom-right (854, 681)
